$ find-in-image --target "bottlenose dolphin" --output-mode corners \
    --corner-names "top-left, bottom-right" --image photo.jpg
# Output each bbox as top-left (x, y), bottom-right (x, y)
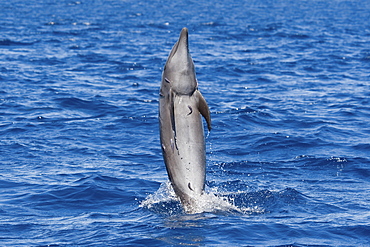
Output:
top-left (159, 27), bottom-right (211, 213)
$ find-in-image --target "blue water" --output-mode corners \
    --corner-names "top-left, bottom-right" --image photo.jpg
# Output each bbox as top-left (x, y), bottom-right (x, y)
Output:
top-left (1, 0), bottom-right (369, 246)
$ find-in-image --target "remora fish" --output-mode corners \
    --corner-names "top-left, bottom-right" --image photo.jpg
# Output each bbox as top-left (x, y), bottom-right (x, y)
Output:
top-left (159, 27), bottom-right (211, 213)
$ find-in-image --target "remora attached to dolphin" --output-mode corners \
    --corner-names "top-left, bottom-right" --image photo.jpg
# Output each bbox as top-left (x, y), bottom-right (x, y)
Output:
top-left (159, 27), bottom-right (211, 213)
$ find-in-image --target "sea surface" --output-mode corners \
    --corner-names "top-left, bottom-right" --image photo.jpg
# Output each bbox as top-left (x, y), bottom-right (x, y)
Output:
top-left (1, 0), bottom-right (370, 246)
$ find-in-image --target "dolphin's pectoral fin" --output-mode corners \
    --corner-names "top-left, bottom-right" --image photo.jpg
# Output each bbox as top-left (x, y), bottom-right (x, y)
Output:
top-left (196, 90), bottom-right (211, 131)
top-left (169, 89), bottom-right (179, 151)
top-left (170, 138), bottom-right (175, 152)
top-left (169, 89), bottom-right (176, 134)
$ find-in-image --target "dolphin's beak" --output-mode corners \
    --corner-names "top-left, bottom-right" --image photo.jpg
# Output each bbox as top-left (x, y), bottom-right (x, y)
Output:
top-left (178, 27), bottom-right (189, 49)
top-left (169, 27), bottom-right (189, 59)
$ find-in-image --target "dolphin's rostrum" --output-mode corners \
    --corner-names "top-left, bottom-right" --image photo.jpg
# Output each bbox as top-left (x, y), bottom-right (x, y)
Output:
top-left (159, 27), bottom-right (211, 213)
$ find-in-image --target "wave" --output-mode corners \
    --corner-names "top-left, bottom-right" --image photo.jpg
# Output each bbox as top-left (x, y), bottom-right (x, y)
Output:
top-left (140, 181), bottom-right (248, 215)
top-left (53, 97), bottom-right (119, 118)
top-left (0, 39), bottom-right (35, 46)
top-left (140, 181), bottom-right (309, 216)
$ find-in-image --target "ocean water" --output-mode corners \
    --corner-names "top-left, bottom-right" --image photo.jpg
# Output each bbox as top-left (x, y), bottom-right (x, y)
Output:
top-left (1, 0), bottom-right (370, 246)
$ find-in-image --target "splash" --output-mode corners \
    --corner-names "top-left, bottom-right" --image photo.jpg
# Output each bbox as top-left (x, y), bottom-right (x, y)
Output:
top-left (140, 181), bottom-right (263, 215)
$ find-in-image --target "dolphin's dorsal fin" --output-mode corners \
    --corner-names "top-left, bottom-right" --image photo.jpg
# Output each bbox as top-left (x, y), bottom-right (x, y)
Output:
top-left (195, 90), bottom-right (211, 131)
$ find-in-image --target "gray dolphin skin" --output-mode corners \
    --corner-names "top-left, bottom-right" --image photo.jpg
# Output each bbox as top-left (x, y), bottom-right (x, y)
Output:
top-left (159, 27), bottom-right (211, 213)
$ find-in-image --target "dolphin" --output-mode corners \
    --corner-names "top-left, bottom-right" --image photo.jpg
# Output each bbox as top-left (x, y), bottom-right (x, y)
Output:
top-left (159, 27), bottom-right (211, 213)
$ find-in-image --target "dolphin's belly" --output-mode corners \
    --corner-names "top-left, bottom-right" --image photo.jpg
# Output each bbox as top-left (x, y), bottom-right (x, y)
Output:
top-left (171, 95), bottom-right (206, 195)
top-left (159, 94), bottom-right (206, 197)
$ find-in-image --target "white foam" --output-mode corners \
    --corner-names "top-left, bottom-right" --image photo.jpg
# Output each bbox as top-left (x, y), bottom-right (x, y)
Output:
top-left (140, 181), bottom-right (179, 209)
top-left (140, 181), bottom-right (264, 215)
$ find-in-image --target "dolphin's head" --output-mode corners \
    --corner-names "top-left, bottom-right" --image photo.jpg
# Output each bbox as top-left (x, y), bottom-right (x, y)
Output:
top-left (163, 27), bottom-right (197, 95)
